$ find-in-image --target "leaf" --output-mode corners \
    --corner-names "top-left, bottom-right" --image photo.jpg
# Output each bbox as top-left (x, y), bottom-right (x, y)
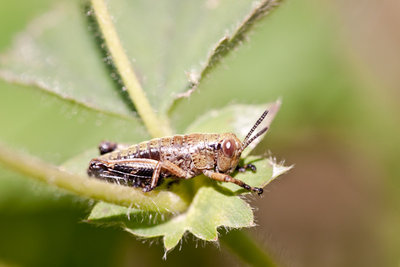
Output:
top-left (0, 2), bottom-right (135, 118)
top-left (110, 177), bottom-right (255, 251)
top-left (0, 80), bottom-right (148, 165)
top-left (1, 0), bottom-right (282, 119)
top-left (167, 0), bottom-right (357, 134)
top-left (104, 0), bottom-right (282, 114)
top-left (89, 157), bottom-right (290, 253)
top-left (176, 0), bottom-right (282, 99)
top-left (87, 103), bottom-right (292, 253)
top-left (0, 2), bottom-right (150, 206)
top-left (0, 71), bottom-right (151, 209)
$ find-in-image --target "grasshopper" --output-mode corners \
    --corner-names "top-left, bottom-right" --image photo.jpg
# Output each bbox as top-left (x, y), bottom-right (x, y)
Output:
top-left (87, 109), bottom-right (270, 195)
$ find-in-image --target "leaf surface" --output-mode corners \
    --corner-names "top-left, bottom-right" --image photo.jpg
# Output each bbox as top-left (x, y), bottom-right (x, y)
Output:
top-left (106, 0), bottom-right (281, 114)
top-left (0, 0), bottom-right (281, 118)
top-left (0, 3), bottom-right (135, 118)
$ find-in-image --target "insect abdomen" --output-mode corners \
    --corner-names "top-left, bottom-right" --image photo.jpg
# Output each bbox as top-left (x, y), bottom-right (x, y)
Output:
top-left (101, 138), bottom-right (162, 161)
top-left (98, 133), bottom-right (220, 175)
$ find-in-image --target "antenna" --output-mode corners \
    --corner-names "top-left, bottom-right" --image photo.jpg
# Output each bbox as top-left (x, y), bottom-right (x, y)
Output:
top-left (242, 126), bottom-right (269, 150)
top-left (241, 109), bottom-right (269, 151)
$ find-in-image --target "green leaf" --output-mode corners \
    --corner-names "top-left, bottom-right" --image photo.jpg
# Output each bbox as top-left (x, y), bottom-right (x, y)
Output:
top-left (168, 0), bottom-right (345, 133)
top-left (0, 77), bottom-right (150, 211)
top-left (177, 0), bottom-right (282, 97)
top-left (103, 0), bottom-right (281, 114)
top-left (0, 80), bottom-right (148, 165)
top-left (0, 0), bottom-right (281, 118)
top-left (88, 156), bottom-right (290, 253)
top-left (87, 103), bottom-right (291, 252)
top-left (0, 2), bottom-right (134, 118)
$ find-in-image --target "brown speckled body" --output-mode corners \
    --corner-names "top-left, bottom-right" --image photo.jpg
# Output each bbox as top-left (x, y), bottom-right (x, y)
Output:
top-left (88, 133), bottom-right (241, 188)
top-left (104, 133), bottom-right (224, 178)
top-left (88, 109), bottom-right (270, 194)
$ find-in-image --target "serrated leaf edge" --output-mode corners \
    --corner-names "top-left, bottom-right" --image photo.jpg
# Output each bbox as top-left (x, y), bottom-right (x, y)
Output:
top-left (169, 0), bottom-right (283, 110)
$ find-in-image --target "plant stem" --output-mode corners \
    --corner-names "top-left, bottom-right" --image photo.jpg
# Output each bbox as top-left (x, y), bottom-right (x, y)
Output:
top-left (91, 0), bottom-right (171, 137)
top-left (0, 143), bottom-right (188, 213)
top-left (221, 230), bottom-right (277, 267)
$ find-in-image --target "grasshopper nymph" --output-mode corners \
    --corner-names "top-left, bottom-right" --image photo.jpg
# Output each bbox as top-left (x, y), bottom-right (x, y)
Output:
top-left (87, 109), bottom-right (270, 195)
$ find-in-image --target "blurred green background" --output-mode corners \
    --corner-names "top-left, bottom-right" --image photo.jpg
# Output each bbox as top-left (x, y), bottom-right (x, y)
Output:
top-left (0, 0), bottom-right (399, 266)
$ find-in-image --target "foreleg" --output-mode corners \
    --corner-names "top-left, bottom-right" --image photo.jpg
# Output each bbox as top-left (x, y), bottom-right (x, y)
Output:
top-left (236, 163), bottom-right (257, 173)
top-left (203, 170), bottom-right (263, 195)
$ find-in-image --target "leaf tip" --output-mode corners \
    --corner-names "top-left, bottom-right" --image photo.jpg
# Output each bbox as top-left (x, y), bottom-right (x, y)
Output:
top-left (268, 157), bottom-right (293, 179)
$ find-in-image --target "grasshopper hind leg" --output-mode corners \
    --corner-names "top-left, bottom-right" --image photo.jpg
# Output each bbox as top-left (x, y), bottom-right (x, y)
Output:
top-left (143, 160), bottom-right (190, 192)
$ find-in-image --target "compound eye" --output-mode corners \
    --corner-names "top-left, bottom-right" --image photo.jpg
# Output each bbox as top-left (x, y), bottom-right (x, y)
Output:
top-left (222, 139), bottom-right (236, 158)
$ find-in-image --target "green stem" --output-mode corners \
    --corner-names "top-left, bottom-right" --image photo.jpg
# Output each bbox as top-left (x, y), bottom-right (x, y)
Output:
top-left (91, 0), bottom-right (171, 138)
top-left (0, 143), bottom-right (189, 213)
top-left (221, 230), bottom-right (277, 267)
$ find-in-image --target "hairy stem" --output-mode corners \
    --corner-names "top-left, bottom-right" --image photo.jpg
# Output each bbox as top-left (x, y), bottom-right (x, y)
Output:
top-left (0, 143), bottom-right (189, 213)
top-left (221, 230), bottom-right (277, 267)
top-left (91, 0), bottom-right (172, 137)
